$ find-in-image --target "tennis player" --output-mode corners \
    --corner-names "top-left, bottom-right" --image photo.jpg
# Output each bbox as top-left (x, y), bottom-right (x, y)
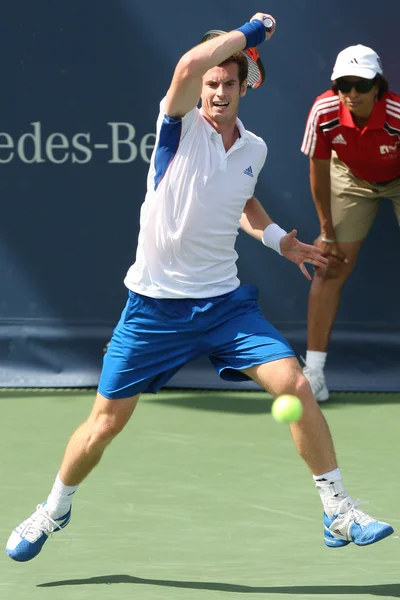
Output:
top-left (301, 45), bottom-right (400, 401)
top-left (6, 19), bottom-right (393, 563)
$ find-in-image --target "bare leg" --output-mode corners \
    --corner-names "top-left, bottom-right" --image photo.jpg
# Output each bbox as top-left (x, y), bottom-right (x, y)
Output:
top-left (5, 392), bottom-right (141, 562)
top-left (242, 358), bottom-right (336, 475)
top-left (59, 392), bottom-right (140, 486)
top-left (241, 358), bottom-right (394, 547)
top-left (307, 240), bottom-right (363, 351)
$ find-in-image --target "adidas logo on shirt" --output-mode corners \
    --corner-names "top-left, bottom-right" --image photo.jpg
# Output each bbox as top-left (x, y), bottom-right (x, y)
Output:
top-left (244, 165), bottom-right (254, 177)
top-left (332, 133), bottom-right (347, 145)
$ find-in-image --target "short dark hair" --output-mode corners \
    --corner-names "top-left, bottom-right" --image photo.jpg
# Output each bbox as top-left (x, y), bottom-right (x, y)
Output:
top-left (331, 74), bottom-right (389, 99)
top-left (219, 53), bottom-right (248, 86)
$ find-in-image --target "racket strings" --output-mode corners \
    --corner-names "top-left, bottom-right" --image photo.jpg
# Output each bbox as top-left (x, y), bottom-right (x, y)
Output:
top-left (247, 60), bottom-right (263, 88)
top-left (201, 29), bottom-right (265, 89)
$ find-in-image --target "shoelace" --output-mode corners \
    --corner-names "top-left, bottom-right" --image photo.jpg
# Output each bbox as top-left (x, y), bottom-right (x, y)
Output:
top-left (335, 497), bottom-right (375, 528)
top-left (343, 499), bottom-right (375, 526)
top-left (21, 505), bottom-right (71, 543)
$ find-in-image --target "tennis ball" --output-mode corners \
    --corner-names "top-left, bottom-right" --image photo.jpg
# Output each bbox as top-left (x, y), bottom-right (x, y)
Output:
top-left (272, 394), bottom-right (303, 424)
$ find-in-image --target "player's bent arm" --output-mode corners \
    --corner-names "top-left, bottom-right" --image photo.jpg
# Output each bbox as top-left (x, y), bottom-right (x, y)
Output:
top-left (310, 158), bottom-right (335, 240)
top-left (165, 31), bottom-right (247, 119)
top-left (239, 196), bottom-right (273, 241)
top-left (165, 12), bottom-right (274, 119)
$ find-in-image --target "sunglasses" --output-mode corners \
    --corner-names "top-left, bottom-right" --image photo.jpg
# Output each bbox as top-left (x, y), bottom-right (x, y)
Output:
top-left (334, 77), bottom-right (377, 94)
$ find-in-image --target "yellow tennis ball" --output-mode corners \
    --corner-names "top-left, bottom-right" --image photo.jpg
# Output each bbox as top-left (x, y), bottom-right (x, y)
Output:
top-left (272, 394), bottom-right (303, 424)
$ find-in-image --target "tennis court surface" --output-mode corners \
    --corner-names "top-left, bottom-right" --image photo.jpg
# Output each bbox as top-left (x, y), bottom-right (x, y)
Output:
top-left (1, 389), bottom-right (400, 600)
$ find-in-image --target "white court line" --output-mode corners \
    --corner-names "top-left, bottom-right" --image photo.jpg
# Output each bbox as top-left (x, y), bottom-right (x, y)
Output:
top-left (250, 504), bottom-right (315, 522)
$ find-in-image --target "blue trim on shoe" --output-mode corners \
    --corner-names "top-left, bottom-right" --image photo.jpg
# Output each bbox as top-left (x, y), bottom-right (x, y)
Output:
top-left (6, 504), bottom-right (71, 562)
top-left (349, 520), bottom-right (394, 546)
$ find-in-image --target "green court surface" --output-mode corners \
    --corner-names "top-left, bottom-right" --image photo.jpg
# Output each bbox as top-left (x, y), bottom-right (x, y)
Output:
top-left (1, 389), bottom-right (400, 600)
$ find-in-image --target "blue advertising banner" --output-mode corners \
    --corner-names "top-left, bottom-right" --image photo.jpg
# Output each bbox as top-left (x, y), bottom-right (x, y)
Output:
top-left (1, 1), bottom-right (399, 390)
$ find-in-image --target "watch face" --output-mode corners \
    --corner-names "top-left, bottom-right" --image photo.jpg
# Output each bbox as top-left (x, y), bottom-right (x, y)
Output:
top-left (263, 17), bottom-right (274, 30)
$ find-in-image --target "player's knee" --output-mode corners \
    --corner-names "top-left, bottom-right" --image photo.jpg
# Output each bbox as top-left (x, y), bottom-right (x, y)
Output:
top-left (290, 372), bottom-right (321, 414)
top-left (294, 373), bottom-right (313, 401)
top-left (86, 413), bottom-right (127, 449)
top-left (276, 364), bottom-right (312, 406)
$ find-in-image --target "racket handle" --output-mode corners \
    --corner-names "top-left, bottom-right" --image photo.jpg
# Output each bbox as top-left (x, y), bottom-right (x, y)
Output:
top-left (263, 17), bottom-right (275, 31)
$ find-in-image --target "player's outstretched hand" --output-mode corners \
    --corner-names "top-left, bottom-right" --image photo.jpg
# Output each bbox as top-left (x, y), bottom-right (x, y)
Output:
top-left (280, 229), bottom-right (328, 280)
top-left (250, 13), bottom-right (276, 40)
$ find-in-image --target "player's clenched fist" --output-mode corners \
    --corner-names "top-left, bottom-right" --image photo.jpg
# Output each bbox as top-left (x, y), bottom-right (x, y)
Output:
top-left (250, 13), bottom-right (276, 40)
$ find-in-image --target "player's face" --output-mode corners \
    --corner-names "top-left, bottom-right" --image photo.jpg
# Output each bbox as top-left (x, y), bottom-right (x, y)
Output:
top-left (337, 76), bottom-right (379, 119)
top-left (201, 63), bottom-right (247, 125)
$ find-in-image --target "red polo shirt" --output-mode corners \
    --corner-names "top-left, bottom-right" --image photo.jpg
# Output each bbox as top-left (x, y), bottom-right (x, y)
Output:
top-left (301, 90), bottom-right (400, 183)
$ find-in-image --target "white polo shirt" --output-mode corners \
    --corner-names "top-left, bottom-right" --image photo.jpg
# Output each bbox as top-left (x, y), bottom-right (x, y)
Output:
top-left (124, 98), bottom-right (267, 298)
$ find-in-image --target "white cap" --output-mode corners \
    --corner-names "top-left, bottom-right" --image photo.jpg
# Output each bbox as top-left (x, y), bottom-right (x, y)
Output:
top-left (331, 44), bottom-right (383, 81)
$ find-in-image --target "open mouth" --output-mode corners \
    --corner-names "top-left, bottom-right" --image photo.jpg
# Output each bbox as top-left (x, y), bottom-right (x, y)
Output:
top-left (213, 102), bottom-right (229, 108)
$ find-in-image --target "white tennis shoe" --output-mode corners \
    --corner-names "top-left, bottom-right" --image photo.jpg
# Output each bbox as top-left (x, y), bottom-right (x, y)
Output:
top-left (324, 497), bottom-right (394, 547)
top-left (303, 365), bottom-right (329, 402)
top-left (6, 503), bottom-right (71, 562)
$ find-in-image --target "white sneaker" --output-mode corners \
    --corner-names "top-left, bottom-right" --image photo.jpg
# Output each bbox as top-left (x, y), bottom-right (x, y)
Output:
top-left (324, 496), bottom-right (394, 547)
top-left (303, 365), bottom-right (329, 402)
top-left (6, 502), bottom-right (71, 562)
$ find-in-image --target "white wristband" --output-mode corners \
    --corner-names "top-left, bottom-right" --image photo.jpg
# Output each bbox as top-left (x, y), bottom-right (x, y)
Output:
top-left (262, 223), bottom-right (287, 255)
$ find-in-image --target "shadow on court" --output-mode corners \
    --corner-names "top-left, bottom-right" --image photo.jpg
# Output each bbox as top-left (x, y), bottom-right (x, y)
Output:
top-left (147, 391), bottom-right (400, 414)
top-left (37, 575), bottom-right (400, 597)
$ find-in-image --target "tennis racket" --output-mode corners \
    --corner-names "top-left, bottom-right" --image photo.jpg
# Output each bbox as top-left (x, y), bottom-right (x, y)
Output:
top-left (200, 17), bottom-right (274, 89)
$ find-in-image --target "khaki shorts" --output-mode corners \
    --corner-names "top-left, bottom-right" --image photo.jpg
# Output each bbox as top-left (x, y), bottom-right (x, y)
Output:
top-left (330, 152), bottom-right (400, 242)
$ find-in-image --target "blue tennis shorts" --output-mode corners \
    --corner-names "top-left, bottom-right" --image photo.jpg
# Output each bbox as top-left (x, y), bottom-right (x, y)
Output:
top-left (98, 284), bottom-right (295, 399)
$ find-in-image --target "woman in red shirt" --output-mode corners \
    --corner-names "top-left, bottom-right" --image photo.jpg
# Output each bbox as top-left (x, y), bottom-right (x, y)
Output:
top-left (301, 44), bottom-right (400, 401)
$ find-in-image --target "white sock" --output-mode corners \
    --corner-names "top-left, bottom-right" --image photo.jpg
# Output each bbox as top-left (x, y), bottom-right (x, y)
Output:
top-left (46, 473), bottom-right (79, 519)
top-left (306, 350), bottom-right (327, 370)
top-left (313, 468), bottom-right (347, 518)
